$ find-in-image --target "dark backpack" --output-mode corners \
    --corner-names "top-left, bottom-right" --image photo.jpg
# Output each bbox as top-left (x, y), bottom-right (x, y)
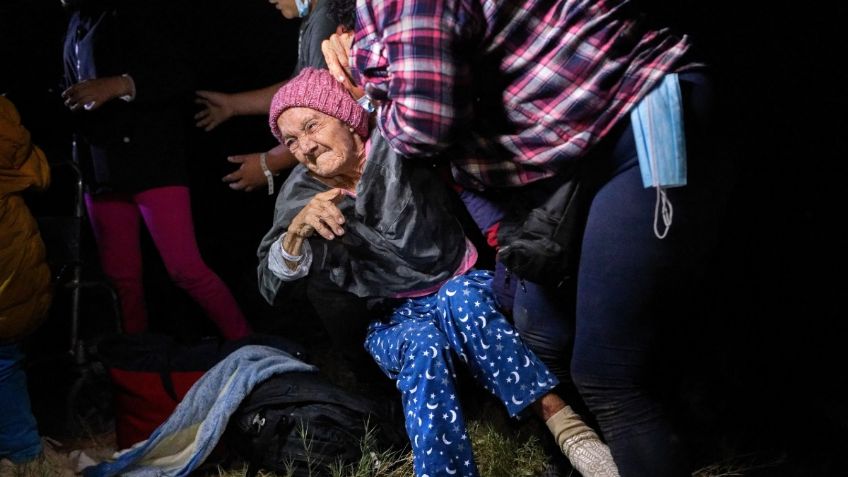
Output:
top-left (224, 372), bottom-right (406, 477)
top-left (497, 172), bottom-right (586, 288)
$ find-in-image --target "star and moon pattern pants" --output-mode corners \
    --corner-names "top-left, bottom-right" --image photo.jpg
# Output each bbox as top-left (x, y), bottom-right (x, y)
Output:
top-left (365, 270), bottom-right (558, 477)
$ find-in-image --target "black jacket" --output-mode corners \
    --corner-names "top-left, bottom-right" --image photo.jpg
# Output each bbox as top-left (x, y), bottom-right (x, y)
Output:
top-left (257, 130), bottom-right (469, 303)
top-left (63, 0), bottom-right (193, 194)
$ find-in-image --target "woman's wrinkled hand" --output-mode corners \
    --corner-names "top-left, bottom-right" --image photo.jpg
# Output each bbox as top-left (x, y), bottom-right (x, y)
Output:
top-left (288, 188), bottom-right (347, 240)
top-left (194, 90), bottom-right (235, 131)
top-left (61, 76), bottom-right (129, 111)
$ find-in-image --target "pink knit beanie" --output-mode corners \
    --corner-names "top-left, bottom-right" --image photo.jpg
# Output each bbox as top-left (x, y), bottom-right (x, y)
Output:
top-left (269, 67), bottom-right (369, 143)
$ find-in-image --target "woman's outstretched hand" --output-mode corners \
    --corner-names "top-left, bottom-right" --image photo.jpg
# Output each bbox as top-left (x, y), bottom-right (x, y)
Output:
top-left (194, 90), bottom-right (235, 131)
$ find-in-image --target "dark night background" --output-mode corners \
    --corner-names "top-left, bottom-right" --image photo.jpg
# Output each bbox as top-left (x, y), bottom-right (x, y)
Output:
top-left (1, 0), bottom-right (846, 474)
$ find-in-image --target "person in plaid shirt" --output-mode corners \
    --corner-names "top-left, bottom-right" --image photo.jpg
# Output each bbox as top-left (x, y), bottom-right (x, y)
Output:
top-left (322, 0), bottom-right (732, 475)
top-left (349, 0), bottom-right (692, 189)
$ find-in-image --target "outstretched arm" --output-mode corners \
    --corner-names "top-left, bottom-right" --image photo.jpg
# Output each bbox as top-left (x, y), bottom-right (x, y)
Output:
top-left (351, 0), bottom-right (473, 157)
top-left (194, 81), bottom-right (285, 131)
top-left (223, 144), bottom-right (299, 193)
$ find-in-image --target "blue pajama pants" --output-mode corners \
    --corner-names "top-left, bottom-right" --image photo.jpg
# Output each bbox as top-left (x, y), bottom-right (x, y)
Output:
top-left (365, 270), bottom-right (558, 477)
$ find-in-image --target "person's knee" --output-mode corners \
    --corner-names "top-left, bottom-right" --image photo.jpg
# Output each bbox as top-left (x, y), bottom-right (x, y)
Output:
top-left (571, 363), bottom-right (661, 439)
top-left (439, 274), bottom-right (468, 302)
top-left (99, 258), bottom-right (142, 282)
top-left (421, 331), bottom-right (452, 359)
top-left (407, 330), bottom-right (452, 371)
top-left (389, 328), bottom-right (454, 391)
top-left (439, 273), bottom-right (501, 330)
top-left (570, 357), bottom-right (633, 402)
top-left (165, 259), bottom-right (210, 288)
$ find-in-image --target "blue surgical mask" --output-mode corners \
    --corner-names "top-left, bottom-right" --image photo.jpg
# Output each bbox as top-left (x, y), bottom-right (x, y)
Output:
top-left (630, 73), bottom-right (687, 239)
top-left (356, 95), bottom-right (375, 113)
top-left (295, 0), bottom-right (310, 18)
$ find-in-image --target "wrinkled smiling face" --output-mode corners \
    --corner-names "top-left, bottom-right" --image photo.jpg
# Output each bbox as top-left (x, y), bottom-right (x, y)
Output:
top-left (278, 107), bottom-right (361, 179)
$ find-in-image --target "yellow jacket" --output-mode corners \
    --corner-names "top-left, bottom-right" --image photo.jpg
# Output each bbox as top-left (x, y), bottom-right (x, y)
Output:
top-left (0, 96), bottom-right (52, 343)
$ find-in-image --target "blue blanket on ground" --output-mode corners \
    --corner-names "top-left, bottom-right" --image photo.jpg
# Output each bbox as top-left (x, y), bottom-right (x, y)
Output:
top-left (84, 345), bottom-right (317, 477)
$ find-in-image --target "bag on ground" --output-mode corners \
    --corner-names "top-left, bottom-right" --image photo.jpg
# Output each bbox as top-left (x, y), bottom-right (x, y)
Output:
top-left (225, 371), bottom-right (406, 477)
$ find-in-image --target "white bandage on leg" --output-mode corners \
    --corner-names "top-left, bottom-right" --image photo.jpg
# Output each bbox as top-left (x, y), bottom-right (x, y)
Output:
top-left (545, 406), bottom-right (620, 477)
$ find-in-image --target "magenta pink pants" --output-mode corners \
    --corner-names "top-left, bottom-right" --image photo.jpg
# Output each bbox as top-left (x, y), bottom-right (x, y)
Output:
top-left (84, 185), bottom-right (250, 340)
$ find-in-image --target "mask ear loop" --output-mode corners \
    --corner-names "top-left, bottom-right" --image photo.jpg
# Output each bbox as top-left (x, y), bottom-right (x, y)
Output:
top-left (646, 98), bottom-right (674, 240)
top-left (653, 187), bottom-right (673, 239)
top-left (295, 0), bottom-right (310, 17)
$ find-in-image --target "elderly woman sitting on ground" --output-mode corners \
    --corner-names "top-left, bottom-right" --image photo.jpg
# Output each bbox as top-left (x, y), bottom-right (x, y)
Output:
top-left (256, 67), bottom-right (619, 477)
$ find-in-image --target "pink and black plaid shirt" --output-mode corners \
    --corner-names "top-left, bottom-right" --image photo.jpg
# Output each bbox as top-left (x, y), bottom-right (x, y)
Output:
top-left (353, 0), bottom-right (694, 188)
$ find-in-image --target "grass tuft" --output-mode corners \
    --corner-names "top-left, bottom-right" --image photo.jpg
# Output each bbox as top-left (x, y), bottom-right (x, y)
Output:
top-left (468, 420), bottom-right (549, 477)
top-left (212, 417), bottom-right (548, 477)
top-left (692, 452), bottom-right (788, 477)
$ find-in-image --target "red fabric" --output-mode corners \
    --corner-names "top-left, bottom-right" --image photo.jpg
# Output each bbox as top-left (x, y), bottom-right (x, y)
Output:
top-left (109, 368), bottom-right (205, 449)
top-left (486, 223), bottom-right (500, 250)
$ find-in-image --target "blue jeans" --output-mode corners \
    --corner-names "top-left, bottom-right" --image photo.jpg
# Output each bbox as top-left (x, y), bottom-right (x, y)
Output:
top-left (0, 344), bottom-right (42, 463)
